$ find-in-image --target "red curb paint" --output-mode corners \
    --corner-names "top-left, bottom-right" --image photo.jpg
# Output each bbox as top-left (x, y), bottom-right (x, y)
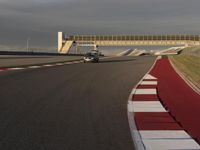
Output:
top-left (0, 68), bottom-right (8, 71)
top-left (137, 84), bottom-right (157, 89)
top-left (150, 58), bottom-right (200, 142)
top-left (135, 112), bottom-right (182, 130)
top-left (132, 94), bottom-right (159, 101)
top-left (143, 79), bottom-right (157, 81)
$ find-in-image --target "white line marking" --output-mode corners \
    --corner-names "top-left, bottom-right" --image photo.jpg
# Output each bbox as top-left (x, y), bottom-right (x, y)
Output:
top-left (64, 62), bottom-right (73, 65)
top-left (140, 81), bottom-right (157, 85)
top-left (43, 64), bottom-right (53, 67)
top-left (144, 74), bottom-right (157, 80)
top-left (132, 107), bottom-right (167, 112)
top-left (128, 103), bottom-right (135, 112)
top-left (139, 130), bottom-right (191, 139)
top-left (131, 88), bottom-right (136, 94)
top-left (73, 61), bottom-right (81, 63)
top-left (128, 101), bottom-right (167, 112)
top-left (8, 68), bottom-right (24, 70)
top-left (135, 89), bottom-right (157, 95)
top-left (132, 101), bottom-right (164, 107)
top-left (143, 139), bottom-right (200, 150)
top-left (55, 63), bottom-right (64, 66)
top-left (28, 66), bottom-right (41, 69)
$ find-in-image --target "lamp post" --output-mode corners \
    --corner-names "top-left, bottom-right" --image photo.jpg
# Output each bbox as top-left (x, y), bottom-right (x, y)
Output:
top-left (27, 38), bottom-right (30, 52)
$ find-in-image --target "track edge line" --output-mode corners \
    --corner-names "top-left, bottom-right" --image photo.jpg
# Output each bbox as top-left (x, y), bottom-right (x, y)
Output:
top-left (127, 56), bottom-right (159, 150)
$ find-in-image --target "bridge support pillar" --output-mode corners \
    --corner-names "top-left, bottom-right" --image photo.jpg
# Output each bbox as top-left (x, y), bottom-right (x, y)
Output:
top-left (58, 32), bottom-right (63, 52)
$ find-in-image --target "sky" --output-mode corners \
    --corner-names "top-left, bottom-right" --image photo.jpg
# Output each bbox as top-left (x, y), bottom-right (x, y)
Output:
top-left (0, 0), bottom-right (200, 50)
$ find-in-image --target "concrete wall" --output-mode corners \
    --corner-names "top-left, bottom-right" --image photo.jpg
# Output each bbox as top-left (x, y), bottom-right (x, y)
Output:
top-left (60, 41), bottom-right (73, 54)
top-left (58, 32), bottom-right (63, 52)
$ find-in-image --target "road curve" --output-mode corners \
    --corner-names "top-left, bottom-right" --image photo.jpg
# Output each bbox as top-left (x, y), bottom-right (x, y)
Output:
top-left (0, 56), bottom-right (155, 150)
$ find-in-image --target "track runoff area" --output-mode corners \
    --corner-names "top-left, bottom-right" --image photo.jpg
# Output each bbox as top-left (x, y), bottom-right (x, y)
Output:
top-left (128, 56), bottom-right (200, 149)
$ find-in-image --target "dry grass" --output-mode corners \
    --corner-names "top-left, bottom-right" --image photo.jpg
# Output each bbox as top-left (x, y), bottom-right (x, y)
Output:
top-left (170, 54), bottom-right (200, 89)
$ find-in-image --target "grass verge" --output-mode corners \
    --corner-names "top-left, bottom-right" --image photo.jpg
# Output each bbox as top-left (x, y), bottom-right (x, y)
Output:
top-left (170, 55), bottom-right (200, 90)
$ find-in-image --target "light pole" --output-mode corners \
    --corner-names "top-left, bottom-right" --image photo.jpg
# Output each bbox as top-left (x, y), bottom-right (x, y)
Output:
top-left (27, 38), bottom-right (30, 52)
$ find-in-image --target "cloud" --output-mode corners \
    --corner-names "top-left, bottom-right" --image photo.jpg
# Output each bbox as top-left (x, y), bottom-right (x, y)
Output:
top-left (0, 0), bottom-right (200, 49)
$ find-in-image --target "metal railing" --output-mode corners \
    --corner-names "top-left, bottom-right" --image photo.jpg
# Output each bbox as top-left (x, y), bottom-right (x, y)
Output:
top-left (66, 35), bottom-right (200, 42)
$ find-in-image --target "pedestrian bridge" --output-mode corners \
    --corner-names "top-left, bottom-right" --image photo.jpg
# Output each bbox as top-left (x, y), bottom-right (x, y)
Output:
top-left (58, 32), bottom-right (200, 53)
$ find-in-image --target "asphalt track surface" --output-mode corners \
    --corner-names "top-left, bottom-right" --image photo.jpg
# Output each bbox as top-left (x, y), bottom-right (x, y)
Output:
top-left (0, 55), bottom-right (82, 67)
top-left (0, 56), bottom-right (155, 150)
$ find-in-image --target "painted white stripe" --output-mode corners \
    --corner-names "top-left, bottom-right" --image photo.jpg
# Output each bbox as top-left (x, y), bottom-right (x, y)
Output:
top-left (8, 67), bottom-right (24, 70)
top-left (144, 74), bottom-right (157, 80)
top-left (28, 66), bottom-right (41, 69)
top-left (133, 107), bottom-right (167, 112)
top-left (63, 61), bottom-right (82, 65)
top-left (55, 63), bottom-right (64, 66)
top-left (140, 130), bottom-right (191, 139)
top-left (128, 101), bottom-right (135, 112)
top-left (143, 139), bottom-right (200, 150)
top-left (43, 64), bottom-right (53, 67)
top-left (140, 81), bottom-right (157, 85)
top-left (131, 88), bottom-right (136, 94)
top-left (128, 101), bottom-right (167, 112)
top-left (72, 61), bottom-right (81, 63)
top-left (135, 89), bottom-right (157, 95)
top-left (64, 62), bottom-right (73, 65)
top-left (132, 101), bottom-right (164, 107)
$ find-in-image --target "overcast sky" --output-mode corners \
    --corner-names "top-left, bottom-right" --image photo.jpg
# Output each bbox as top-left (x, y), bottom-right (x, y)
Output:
top-left (0, 0), bottom-right (200, 48)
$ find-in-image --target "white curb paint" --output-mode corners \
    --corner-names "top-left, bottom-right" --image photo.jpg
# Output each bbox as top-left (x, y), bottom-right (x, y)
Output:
top-left (131, 101), bottom-right (164, 107)
top-left (140, 81), bottom-right (157, 85)
top-left (55, 63), bottom-right (64, 66)
top-left (43, 64), bottom-right (53, 67)
top-left (128, 101), bottom-right (167, 112)
top-left (140, 130), bottom-right (200, 149)
top-left (134, 89), bottom-right (157, 95)
top-left (0, 57), bottom-right (116, 73)
top-left (28, 66), bottom-right (41, 69)
top-left (139, 130), bottom-right (191, 139)
top-left (144, 74), bottom-right (157, 80)
top-left (8, 68), bottom-right (24, 70)
top-left (143, 139), bottom-right (200, 150)
top-left (0, 59), bottom-right (83, 73)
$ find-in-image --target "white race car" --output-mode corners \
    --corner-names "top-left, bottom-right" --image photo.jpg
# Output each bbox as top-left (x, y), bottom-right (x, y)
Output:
top-left (83, 52), bottom-right (99, 63)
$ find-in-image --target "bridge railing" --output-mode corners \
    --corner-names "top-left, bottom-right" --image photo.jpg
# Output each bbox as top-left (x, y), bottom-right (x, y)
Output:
top-left (67, 35), bottom-right (200, 42)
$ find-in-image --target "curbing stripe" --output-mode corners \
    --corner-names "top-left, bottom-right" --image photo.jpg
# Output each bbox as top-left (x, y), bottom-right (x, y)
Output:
top-left (140, 81), bottom-right (157, 85)
top-left (143, 139), bottom-right (200, 150)
top-left (43, 64), bottom-right (53, 67)
top-left (28, 66), bottom-right (41, 69)
top-left (8, 67), bottom-right (25, 70)
top-left (0, 57), bottom-right (112, 73)
top-left (134, 89), bottom-right (157, 95)
top-left (0, 60), bottom-right (83, 73)
top-left (55, 63), bottom-right (64, 66)
top-left (139, 130), bottom-right (191, 139)
top-left (144, 74), bottom-right (157, 80)
top-left (127, 57), bottom-right (200, 150)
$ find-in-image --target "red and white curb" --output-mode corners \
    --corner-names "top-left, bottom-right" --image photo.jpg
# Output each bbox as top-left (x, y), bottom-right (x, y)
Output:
top-left (0, 60), bottom-right (83, 72)
top-left (0, 56), bottom-right (114, 73)
top-left (127, 59), bottom-right (200, 150)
